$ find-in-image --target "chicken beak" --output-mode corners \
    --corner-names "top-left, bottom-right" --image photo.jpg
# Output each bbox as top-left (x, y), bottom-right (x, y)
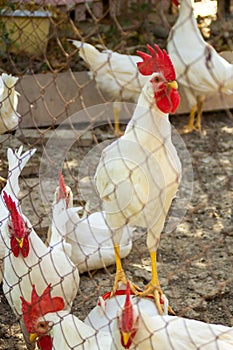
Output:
top-left (16, 237), bottom-right (24, 248)
top-left (122, 331), bottom-right (131, 346)
top-left (167, 80), bottom-right (178, 90)
top-left (29, 333), bottom-right (38, 342)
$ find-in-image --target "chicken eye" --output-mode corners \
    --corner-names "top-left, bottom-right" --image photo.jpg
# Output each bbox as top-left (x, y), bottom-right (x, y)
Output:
top-left (39, 322), bottom-right (45, 328)
top-left (154, 77), bottom-right (160, 82)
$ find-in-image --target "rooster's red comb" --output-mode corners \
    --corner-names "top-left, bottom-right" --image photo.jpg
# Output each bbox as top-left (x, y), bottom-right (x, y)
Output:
top-left (137, 44), bottom-right (176, 81)
top-left (172, 0), bottom-right (179, 6)
top-left (58, 171), bottom-right (66, 200)
top-left (3, 191), bottom-right (25, 239)
top-left (20, 284), bottom-right (65, 333)
top-left (121, 282), bottom-right (133, 332)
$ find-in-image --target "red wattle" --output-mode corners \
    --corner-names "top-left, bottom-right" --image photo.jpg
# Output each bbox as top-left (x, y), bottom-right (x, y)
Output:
top-left (37, 335), bottom-right (53, 350)
top-left (21, 236), bottom-right (30, 258)
top-left (155, 88), bottom-right (180, 114)
top-left (10, 237), bottom-right (20, 257)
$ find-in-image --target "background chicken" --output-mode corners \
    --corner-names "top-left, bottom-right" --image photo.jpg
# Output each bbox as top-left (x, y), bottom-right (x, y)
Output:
top-left (70, 40), bottom-right (149, 136)
top-left (21, 284), bottom-right (112, 350)
top-left (167, 0), bottom-right (233, 133)
top-left (112, 284), bottom-right (233, 349)
top-left (47, 173), bottom-right (133, 273)
top-left (94, 44), bottom-right (181, 314)
top-left (0, 73), bottom-right (20, 134)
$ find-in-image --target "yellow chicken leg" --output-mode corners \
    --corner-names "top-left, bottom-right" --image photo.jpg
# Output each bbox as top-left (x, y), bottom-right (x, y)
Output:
top-left (111, 245), bottom-right (128, 295)
top-left (194, 96), bottom-right (205, 133)
top-left (111, 245), bottom-right (142, 297)
top-left (135, 252), bottom-right (174, 315)
top-left (113, 104), bottom-right (124, 138)
top-left (182, 104), bottom-right (197, 133)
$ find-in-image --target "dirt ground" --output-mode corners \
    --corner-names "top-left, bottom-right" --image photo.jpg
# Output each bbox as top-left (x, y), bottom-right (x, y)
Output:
top-left (0, 109), bottom-right (232, 349)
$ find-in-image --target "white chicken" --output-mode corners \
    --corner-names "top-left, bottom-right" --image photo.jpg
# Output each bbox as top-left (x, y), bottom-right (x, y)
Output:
top-left (0, 146), bottom-right (36, 283)
top-left (70, 40), bottom-right (149, 136)
top-left (85, 283), bottom-right (168, 333)
top-left (111, 284), bottom-right (233, 349)
top-left (47, 173), bottom-right (133, 273)
top-left (0, 73), bottom-right (20, 134)
top-left (21, 284), bottom-right (112, 350)
top-left (167, 0), bottom-right (233, 133)
top-left (94, 44), bottom-right (181, 314)
top-left (1, 183), bottom-right (79, 347)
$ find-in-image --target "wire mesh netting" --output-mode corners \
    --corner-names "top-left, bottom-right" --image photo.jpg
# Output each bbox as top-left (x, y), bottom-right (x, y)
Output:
top-left (0, 0), bottom-right (233, 349)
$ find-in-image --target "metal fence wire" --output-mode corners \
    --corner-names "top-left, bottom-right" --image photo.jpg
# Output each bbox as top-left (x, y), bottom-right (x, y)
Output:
top-left (0, 0), bottom-right (233, 349)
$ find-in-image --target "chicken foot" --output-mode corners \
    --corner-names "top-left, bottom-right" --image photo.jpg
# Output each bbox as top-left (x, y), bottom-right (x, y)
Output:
top-left (135, 251), bottom-right (174, 315)
top-left (111, 244), bottom-right (142, 297)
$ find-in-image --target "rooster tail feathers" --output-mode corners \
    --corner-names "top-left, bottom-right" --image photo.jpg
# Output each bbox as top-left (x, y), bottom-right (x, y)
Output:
top-left (1, 73), bottom-right (19, 90)
top-left (7, 147), bottom-right (36, 174)
top-left (5, 147), bottom-right (36, 200)
top-left (69, 39), bottom-right (101, 65)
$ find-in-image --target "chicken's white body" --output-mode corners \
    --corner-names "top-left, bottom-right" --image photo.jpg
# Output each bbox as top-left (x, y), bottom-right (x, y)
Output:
top-left (0, 73), bottom-right (20, 134)
top-left (37, 311), bottom-right (112, 350)
top-left (167, 0), bottom-right (233, 110)
top-left (2, 205), bottom-right (79, 317)
top-left (85, 287), bottom-right (167, 333)
top-left (95, 76), bottom-right (181, 251)
top-left (111, 308), bottom-right (233, 349)
top-left (70, 40), bottom-right (149, 102)
top-left (0, 147), bottom-right (36, 283)
top-left (48, 187), bottom-right (133, 273)
top-left (66, 210), bottom-right (133, 273)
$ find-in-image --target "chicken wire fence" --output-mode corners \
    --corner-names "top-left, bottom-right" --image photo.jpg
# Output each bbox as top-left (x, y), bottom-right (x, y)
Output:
top-left (0, 0), bottom-right (233, 349)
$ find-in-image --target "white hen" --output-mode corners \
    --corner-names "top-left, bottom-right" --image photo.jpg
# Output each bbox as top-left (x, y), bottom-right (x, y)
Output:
top-left (1, 194), bottom-right (80, 315)
top-left (70, 40), bottom-right (149, 135)
top-left (85, 284), bottom-right (168, 333)
top-left (112, 285), bottom-right (233, 349)
top-left (21, 284), bottom-right (112, 350)
top-left (0, 146), bottom-right (36, 283)
top-left (167, 0), bottom-right (233, 132)
top-left (94, 44), bottom-right (181, 314)
top-left (0, 73), bottom-right (20, 134)
top-left (47, 173), bottom-right (133, 273)
top-left (1, 185), bottom-right (79, 348)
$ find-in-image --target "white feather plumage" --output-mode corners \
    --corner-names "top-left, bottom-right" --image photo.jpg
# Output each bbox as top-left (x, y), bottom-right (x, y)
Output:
top-left (0, 73), bottom-right (20, 134)
top-left (167, 0), bottom-right (233, 113)
top-left (70, 40), bottom-right (148, 102)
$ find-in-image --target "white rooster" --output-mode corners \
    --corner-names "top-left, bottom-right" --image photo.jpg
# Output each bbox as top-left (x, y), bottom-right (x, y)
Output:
top-left (21, 284), bottom-right (112, 350)
top-left (70, 40), bottom-right (149, 136)
top-left (47, 173), bottom-right (133, 273)
top-left (167, 0), bottom-right (233, 133)
top-left (1, 183), bottom-right (79, 347)
top-left (85, 283), bottom-right (168, 333)
top-left (0, 146), bottom-right (36, 283)
top-left (111, 284), bottom-right (233, 349)
top-left (94, 44), bottom-right (181, 314)
top-left (0, 73), bottom-right (20, 134)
